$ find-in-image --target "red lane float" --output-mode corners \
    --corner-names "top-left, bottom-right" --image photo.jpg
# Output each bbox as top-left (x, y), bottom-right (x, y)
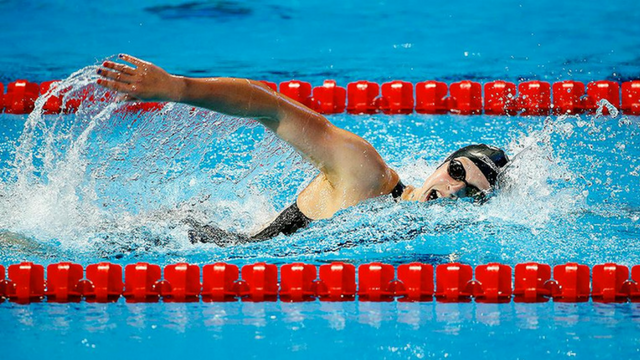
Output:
top-left (312, 80), bottom-right (346, 114)
top-left (552, 81), bottom-right (586, 115)
top-left (40, 80), bottom-right (64, 114)
top-left (447, 81), bottom-right (482, 115)
top-left (6, 262), bottom-right (45, 303)
top-left (81, 262), bottom-right (123, 303)
top-left (379, 81), bottom-right (414, 114)
top-left (358, 262), bottom-right (395, 301)
top-left (202, 263), bottom-right (239, 302)
top-left (622, 81), bottom-right (640, 115)
top-left (160, 263), bottom-right (201, 302)
top-left (63, 83), bottom-right (114, 112)
top-left (435, 263), bottom-right (474, 302)
top-left (415, 81), bottom-right (448, 114)
top-left (591, 263), bottom-right (630, 303)
top-left (513, 262), bottom-right (552, 303)
top-left (63, 86), bottom-right (90, 112)
top-left (123, 262), bottom-right (162, 303)
top-left (46, 262), bottom-right (84, 302)
top-left (280, 263), bottom-right (317, 302)
top-left (484, 81), bottom-right (517, 115)
top-left (585, 81), bottom-right (620, 114)
top-left (5, 80), bottom-right (40, 114)
top-left (3, 78), bottom-right (640, 116)
top-left (316, 262), bottom-right (356, 301)
top-left (347, 81), bottom-right (379, 114)
top-left (280, 80), bottom-right (312, 108)
top-left (473, 263), bottom-right (512, 303)
top-left (549, 263), bottom-right (590, 302)
top-left (518, 81), bottom-right (551, 116)
top-left (239, 262), bottom-right (278, 302)
top-left (395, 263), bottom-right (434, 302)
top-left (3, 261), bottom-right (640, 303)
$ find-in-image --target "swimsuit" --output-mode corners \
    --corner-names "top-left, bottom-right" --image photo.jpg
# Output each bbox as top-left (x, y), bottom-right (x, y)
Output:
top-left (188, 180), bottom-right (406, 247)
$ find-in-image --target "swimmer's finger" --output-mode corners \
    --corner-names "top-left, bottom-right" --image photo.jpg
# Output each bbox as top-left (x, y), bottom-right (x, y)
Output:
top-left (97, 68), bottom-right (134, 83)
top-left (97, 78), bottom-right (135, 94)
top-left (118, 54), bottom-right (148, 67)
top-left (115, 93), bottom-right (138, 102)
top-left (102, 61), bottom-right (135, 75)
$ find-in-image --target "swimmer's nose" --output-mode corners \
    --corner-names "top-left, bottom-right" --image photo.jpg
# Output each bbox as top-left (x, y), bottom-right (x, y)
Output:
top-left (445, 181), bottom-right (466, 199)
top-left (447, 181), bottom-right (466, 192)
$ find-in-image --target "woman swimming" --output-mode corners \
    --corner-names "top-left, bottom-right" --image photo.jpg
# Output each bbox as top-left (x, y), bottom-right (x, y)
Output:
top-left (96, 54), bottom-right (509, 246)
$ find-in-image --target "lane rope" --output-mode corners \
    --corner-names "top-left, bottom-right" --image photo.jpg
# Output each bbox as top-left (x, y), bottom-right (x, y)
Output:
top-left (0, 261), bottom-right (638, 304)
top-left (1, 79), bottom-right (639, 116)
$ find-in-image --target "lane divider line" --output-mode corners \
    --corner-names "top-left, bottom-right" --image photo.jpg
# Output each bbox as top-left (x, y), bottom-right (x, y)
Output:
top-left (0, 261), bottom-right (639, 304)
top-left (1, 80), bottom-right (639, 116)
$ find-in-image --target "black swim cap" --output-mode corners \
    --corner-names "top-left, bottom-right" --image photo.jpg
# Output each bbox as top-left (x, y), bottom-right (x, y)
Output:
top-left (442, 144), bottom-right (509, 187)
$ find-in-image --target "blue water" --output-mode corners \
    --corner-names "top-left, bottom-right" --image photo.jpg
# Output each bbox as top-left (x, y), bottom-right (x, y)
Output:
top-left (1, 0), bottom-right (640, 359)
top-left (1, 0), bottom-right (639, 84)
top-left (4, 301), bottom-right (640, 359)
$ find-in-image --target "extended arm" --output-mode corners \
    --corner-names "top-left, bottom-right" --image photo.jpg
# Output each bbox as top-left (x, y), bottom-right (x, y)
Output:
top-left (97, 55), bottom-right (393, 187)
top-left (171, 77), bottom-right (341, 174)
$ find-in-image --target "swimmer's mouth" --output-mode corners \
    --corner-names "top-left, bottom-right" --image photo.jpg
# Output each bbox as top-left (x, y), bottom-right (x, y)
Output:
top-left (425, 189), bottom-right (440, 201)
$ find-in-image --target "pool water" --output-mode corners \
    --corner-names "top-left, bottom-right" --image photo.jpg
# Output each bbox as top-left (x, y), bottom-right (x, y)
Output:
top-left (5, 301), bottom-right (640, 359)
top-left (1, 0), bottom-right (640, 359)
top-left (1, 0), bottom-right (639, 84)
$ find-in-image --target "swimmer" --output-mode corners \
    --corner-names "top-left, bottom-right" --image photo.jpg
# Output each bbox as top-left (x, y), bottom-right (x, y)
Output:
top-left (97, 54), bottom-right (509, 247)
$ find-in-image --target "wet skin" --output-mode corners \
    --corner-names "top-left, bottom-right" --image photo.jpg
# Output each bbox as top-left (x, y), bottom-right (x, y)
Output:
top-left (97, 55), bottom-right (491, 220)
top-left (401, 157), bottom-right (492, 202)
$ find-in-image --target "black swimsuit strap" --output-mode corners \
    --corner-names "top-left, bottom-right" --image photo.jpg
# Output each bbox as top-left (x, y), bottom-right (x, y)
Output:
top-left (252, 180), bottom-right (405, 240)
top-left (250, 202), bottom-right (312, 241)
top-left (187, 202), bottom-right (312, 247)
top-left (391, 180), bottom-right (406, 199)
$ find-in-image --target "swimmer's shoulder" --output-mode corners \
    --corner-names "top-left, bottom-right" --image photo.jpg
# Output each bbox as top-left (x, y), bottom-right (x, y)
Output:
top-left (328, 131), bottom-right (396, 187)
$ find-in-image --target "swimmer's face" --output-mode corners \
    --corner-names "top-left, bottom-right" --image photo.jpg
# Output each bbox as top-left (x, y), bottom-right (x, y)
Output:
top-left (402, 157), bottom-right (492, 202)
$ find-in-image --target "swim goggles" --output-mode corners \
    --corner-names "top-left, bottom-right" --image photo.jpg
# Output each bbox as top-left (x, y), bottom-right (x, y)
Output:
top-left (447, 159), bottom-right (488, 200)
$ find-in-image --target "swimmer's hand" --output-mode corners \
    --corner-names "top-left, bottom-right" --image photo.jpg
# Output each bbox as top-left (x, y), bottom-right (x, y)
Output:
top-left (96, 54), bottom-right (185, 102)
